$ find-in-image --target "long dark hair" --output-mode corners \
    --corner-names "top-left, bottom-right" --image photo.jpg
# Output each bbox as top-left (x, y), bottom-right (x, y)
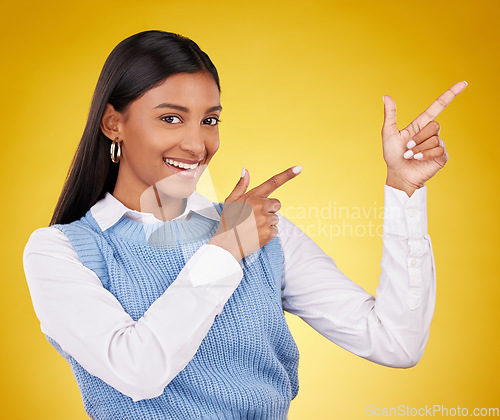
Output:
top-left (50, 30), bottom-right (220, 226)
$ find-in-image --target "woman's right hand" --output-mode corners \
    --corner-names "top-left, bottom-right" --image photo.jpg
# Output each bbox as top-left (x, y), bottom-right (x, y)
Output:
top-left (208, 166), bottom-right (302, 261)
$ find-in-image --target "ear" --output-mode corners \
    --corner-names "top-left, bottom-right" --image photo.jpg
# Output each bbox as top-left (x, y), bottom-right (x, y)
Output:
top-left (100, 103), bottom-right (122, 141)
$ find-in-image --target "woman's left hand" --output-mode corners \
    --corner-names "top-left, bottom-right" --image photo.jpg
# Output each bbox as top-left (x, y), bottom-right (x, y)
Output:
top-left (382, 81), bottom-right (467, 196)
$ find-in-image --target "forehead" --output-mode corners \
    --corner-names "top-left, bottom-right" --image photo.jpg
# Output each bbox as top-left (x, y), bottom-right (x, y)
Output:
top-left (136, 72), bottom-right (220, 109)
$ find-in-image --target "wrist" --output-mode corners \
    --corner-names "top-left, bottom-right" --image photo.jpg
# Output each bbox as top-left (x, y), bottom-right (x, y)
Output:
top-left (208, 230), bottom-right (242, 262)
top-left (386, 172), bottom-right (421, 197)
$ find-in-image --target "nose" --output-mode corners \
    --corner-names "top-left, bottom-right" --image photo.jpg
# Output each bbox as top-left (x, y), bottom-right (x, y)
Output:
top-left (178, 124), bottom-right (206, 157)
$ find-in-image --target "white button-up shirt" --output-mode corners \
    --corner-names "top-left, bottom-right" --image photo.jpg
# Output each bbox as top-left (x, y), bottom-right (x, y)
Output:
top-left (23, 184), bottom-right (435, 401)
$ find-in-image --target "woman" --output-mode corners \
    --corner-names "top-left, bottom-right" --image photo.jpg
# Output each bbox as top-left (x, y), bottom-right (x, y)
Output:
top-left (23, 30), bottom-right (466, 419)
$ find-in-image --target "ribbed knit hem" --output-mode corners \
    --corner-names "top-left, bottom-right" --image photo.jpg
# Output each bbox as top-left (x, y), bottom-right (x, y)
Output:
top-left (85, 405), bottom-right (290, 420)
top-left (200, 404), bottom-right (290, 419)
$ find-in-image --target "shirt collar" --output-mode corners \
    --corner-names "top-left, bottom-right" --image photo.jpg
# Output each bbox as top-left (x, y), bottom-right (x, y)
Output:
top-left (90, 191), bottom-right (221, 231)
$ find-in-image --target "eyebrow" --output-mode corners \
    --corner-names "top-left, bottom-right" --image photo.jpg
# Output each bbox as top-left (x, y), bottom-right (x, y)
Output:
top-left (153, 103), bottom-right (222, 113)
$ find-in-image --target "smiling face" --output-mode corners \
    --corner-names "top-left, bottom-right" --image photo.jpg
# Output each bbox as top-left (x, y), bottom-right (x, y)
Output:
top-left (107, 71), bottom-right (221, 211)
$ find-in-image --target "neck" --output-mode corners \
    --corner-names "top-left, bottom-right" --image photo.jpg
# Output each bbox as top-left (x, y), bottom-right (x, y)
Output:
top-left (113, 173), bottom-right (187, 222)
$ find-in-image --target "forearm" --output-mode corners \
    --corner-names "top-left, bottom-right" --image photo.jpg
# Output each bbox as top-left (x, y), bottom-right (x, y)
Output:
top-left (366, 184), bottom-right (436, 365)
top-left (24, 229), bottom-right (243, 401)
top-left (280, 185), bottom-right (436, 367)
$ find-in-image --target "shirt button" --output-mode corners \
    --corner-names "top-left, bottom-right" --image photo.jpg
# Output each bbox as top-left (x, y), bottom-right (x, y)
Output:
top-left (410, 258), bottom-right (419, 267)
top-left (407, 208), bottom-right (417, 218)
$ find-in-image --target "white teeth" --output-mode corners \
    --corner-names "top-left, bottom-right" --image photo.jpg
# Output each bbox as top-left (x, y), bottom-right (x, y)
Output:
top-left (165, 158), bottom-right (198, 170)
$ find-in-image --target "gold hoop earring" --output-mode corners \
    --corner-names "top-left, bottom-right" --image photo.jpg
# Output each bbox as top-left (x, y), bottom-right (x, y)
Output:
top-left (110, 138), bottom-right (121, 163)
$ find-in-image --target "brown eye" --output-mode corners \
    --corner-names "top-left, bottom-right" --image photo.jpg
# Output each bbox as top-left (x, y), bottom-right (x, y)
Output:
top-left (161, 116), bottom-right (181, 124)
top-left (203, 117), bottom-right (219, 126)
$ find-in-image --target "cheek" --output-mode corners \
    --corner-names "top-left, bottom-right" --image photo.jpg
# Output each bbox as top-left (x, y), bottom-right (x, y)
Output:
top-left (124, 115), bottom-right (166, 146)
top-left (207, 134), bottom-right (220, 156)
top-left (125, 127), bottom-right (175, 158)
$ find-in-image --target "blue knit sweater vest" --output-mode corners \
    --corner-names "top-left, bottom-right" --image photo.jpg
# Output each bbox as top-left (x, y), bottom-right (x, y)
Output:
top-left (50, 201), bottom-right (299, 419)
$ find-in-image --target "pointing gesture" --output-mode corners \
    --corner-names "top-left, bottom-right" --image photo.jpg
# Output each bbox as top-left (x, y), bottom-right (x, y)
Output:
top-left (208, 166), bottom-right (302, 261)
top-left (382, 81), bottom-right (467, 196)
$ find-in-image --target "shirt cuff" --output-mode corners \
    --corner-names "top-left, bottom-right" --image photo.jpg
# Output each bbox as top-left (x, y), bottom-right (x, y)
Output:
top-left (383, 184), bottom-right (428, 239)
top-left (177, 243), bottom-right (243, 310)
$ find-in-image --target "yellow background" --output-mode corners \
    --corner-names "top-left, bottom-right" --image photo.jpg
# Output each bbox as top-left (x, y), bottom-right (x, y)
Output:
top-left (1, 0), bottom-right (498, 418)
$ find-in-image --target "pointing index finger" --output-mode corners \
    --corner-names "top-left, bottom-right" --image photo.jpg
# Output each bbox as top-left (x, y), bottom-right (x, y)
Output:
top-left (249, 166), bottom-right (302, 198)
top-left (413, 81), bottom-right (468, 130)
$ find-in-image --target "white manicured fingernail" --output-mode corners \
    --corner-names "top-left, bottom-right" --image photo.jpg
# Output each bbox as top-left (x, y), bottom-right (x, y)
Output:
top-left (406, 140), bottom-right (416, 149)
top-left (292, 165), bottom-right (302, 174)
top-left (403, 150), bottom-right (414, 159)
top-left (241, 167), bottom-right (246, 177)
top-left (414, 152), bottom-right (423, 160)
top-left (463, 81), bottom-right (468, 86)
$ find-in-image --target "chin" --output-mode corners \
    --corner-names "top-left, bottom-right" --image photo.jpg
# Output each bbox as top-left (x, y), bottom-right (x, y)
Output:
top-left (162, 183), bottom-right (196, 199)
top-left (139, 178), bottom-right (197, 218)
top-left (157, 163), bottom-right (208, 198)
top-left (154, 178), bottom-right (197, 199)
top-left (147, 163), bottom-right (208, 201)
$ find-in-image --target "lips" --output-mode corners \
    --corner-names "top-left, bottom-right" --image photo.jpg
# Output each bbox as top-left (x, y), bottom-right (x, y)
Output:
top-left (163, 157), bottom-right (201, 179)
top-left (164, 158), bottom-right (197, 170)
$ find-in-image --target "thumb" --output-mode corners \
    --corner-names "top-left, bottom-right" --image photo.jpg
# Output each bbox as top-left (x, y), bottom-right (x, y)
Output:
top-left (225, 168), bottom-right (249, 201)
top-left (382, 95), bottom-right (399, 137)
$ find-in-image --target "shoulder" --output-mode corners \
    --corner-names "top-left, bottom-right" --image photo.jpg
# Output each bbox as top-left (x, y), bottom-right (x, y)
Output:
top-left (23, 226), bottom-right (107, 319)
top-left (276, 211), bottom-right (305, 247)
top-left (277, 212), bottom-right (295, 231)
top-left (23, 226), bottom-right (88, 289)
top-left (23, 226), bottom-right (83, 273)
top-left (23, 218), bottom-right (107, 270)
top-left (24, 226), bottom-right (74, 257)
